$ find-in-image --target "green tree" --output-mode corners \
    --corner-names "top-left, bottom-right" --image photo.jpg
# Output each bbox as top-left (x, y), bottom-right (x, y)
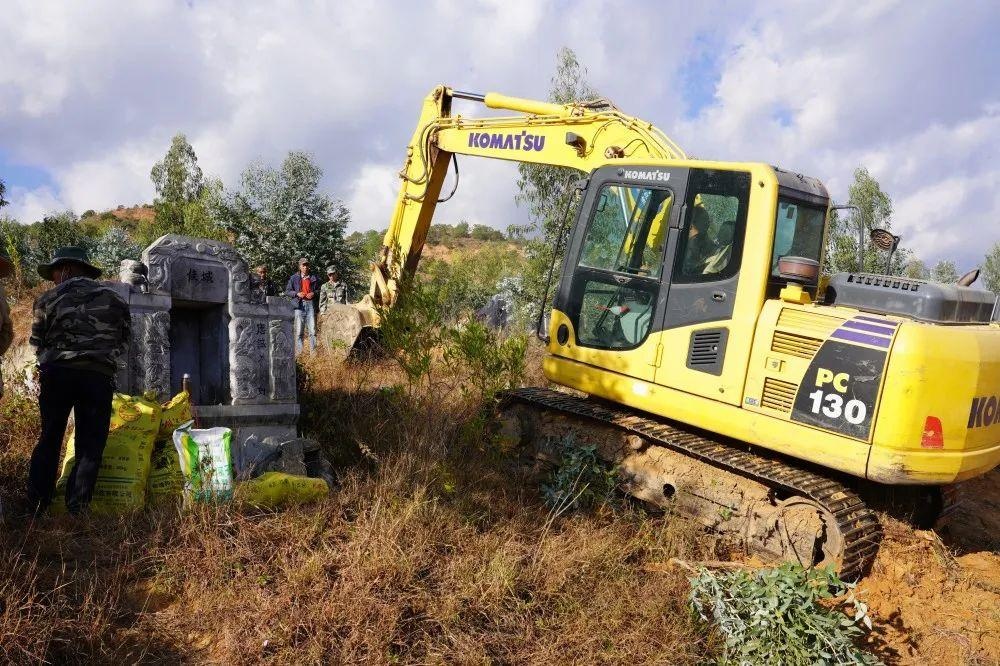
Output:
top-left (982, 241), bottom-right (1000, 294)
top-left (214, 151), bottom-right (357, 288)
top-left (345, 229), bottom-right (384, 263)
top-left (513, 47), bottom-right (600, 325)
top-left (149, 133), bottom-right (215, 239)
top-left (90, 225), bottom-right (141, 273)
top-left (514, 47), bottom-right (597, 241)
top-left (930, 259), bottom-right (959, 284)
top-left (1, 216), bottom-right (29, 289)
top-left (30, 211), bottom-right (90, 262)
top-left (825, 167), bottom-right (911, 275)
top-left (470, 224), bottom-right (504, 241)
top-left (901, 258), bottom-right (929, 280)
top-left (0, 177), bottom-right (7, 209)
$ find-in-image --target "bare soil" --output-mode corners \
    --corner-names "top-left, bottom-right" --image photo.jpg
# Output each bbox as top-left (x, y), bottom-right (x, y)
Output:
top-left (857, 469), bottom-right (1000, 665)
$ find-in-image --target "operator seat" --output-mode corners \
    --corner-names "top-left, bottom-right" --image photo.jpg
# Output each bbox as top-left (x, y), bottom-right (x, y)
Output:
top-left (702, 219), bottom-right (736, 275)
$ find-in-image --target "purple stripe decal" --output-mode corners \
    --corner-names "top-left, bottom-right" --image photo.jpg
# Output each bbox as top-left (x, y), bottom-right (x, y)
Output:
top-left (831, 328), bottom-right (891, 348)
top-left (842, 320), bottom-right (896, 336)
top-left (855, 315), bottom-right (899, 327)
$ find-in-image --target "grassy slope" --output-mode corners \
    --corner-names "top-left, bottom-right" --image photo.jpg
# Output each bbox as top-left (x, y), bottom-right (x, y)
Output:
top-left (2, 245), bottom-right (998, 663)
top-left (0, 348), bottom-right (716, 663)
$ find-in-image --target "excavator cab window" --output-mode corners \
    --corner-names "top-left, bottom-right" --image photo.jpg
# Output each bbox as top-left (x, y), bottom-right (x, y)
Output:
top-left (770, 199), bottom-right (825, 279)
top-left (673, 170), bottom-right (749, 284)
top-left (580, 185), bottom-right (673, 277)
top-left (574, 184), bottom-right (673, 349)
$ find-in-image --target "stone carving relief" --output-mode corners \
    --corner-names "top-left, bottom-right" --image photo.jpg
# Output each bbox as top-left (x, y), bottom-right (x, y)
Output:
top-left (144, 310), bottom-right (171, 399)
top-left (269, 319), bottom-right (296, 401)
top-left (126, 235), bottom-right (296, 423)
top-left (231, 317), bottom-right (268, 402)
top-left (145, 235), bottom-right (253, 304)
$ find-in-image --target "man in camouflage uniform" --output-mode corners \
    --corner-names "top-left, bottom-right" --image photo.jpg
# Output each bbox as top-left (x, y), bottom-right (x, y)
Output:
top-left (28, 247), bottom-right (130, 514)
top-left (319, 266), bottom-right (347, 314)
top-left (0, 247), bottom-right (13, 398)
top-left (252, 264), bottom-right (279, 300)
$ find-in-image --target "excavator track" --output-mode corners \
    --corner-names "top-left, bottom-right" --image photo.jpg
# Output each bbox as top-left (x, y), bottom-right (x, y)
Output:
top-left (500, 387), bottom-right (882, 581)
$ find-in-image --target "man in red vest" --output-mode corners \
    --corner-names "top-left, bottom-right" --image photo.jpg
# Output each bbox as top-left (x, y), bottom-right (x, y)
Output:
top-left (285, 257), bottom-right (318, 353)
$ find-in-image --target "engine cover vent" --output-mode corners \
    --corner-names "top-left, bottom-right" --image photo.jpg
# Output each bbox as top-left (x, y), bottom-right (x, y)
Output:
top-left (776, 308), bottom-right (841, 338)
top-left (761, 377), bottom-right (797, 413)
top-left (771, 331), bottom-right (822, 359)
top-left (686, 328), bottom-right (728, 375)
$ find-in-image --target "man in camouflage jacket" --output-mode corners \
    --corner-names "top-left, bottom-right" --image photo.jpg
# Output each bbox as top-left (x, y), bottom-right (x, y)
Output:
top-left (28, 246), bottom-right (130, 514)
top-left (319, 266), bottom-right (348, 314)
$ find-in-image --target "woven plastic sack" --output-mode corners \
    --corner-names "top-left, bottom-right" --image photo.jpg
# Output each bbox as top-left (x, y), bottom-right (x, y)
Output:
top-left (146, 440), bottom-right (185, 505)
top-left (236, 472), bottom-right (329, 508)
top-left (54, 392), bottom-right (162, 514)
top-left (157, 391), bottom-right (192, 441)
top-left (172, 422), bottom-right (234, 503)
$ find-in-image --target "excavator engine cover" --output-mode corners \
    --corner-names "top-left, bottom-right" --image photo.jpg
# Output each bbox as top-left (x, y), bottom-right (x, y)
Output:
top-left (825, 272), bottom-right (997, 324)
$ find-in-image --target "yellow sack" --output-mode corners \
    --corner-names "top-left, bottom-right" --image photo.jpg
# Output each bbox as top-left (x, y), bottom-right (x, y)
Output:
top-left (236, 472), bottom-right (329, 508)
top-left (54, 392), bottom-right (162, 514)
top-left (146, 440), bottom-right (185, 505)
top-left (157, 391), bottom-right (192, 442)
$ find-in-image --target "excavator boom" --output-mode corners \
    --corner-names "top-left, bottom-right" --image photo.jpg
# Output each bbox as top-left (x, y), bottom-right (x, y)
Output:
top-left (322, 85), bottom-right (685, 350)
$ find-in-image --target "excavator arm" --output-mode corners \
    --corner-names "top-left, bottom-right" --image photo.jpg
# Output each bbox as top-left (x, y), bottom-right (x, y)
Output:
top-left (325, 84), bottom-right (685, 350)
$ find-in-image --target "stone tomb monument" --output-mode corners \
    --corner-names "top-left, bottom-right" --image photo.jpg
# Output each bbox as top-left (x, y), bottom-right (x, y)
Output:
top-left (112, 235), bottom-right (298, 449)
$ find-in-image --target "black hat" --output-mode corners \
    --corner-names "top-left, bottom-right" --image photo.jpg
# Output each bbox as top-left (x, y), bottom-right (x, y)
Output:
top-left (37, 246), bottom-right (102, 281)
top-left (0, 247), bottom-right (12, 279)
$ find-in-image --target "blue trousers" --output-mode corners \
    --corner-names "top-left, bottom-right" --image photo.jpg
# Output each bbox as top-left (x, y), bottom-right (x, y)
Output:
top-left (293, 306), bottom-right (316, 353)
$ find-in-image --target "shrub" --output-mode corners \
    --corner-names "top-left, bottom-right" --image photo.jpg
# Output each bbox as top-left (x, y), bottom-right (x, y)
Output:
top-left (541, 434), bottom-right (619, 513)
top-left (443, 320), bottom-right (526, 401)
top-left (688, 562), bottom-right (879, 665)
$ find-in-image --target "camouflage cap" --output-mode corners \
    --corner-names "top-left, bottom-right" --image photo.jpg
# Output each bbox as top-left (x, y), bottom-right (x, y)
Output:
top-left (326, 265), bottom-right (337, 274)
top-left (37, 246), bottom-right (102, 281)
top-left (0, 246), bottom-right (12, 278)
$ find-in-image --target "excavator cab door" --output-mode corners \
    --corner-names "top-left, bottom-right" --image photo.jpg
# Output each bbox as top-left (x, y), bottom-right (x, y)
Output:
top-left (652, 168), bottom-right (753, 401)
top-left (551, 165), bottom-right (689, 383)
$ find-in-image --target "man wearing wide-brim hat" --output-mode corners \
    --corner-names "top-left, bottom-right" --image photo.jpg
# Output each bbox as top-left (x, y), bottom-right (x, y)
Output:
top-left (28, 246), bottom-right (130, 514)
top-left (0, 247), bottom-right (15, 399)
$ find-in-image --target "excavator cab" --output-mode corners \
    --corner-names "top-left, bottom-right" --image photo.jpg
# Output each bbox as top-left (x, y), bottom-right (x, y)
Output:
top-left (549, 165), bottom-right (750, 385)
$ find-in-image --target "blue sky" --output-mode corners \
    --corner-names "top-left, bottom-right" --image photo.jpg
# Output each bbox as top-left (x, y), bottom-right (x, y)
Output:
top-left (1, 152), bottom-right (53, 191)
top-left (1, 0), bottom-right (998, 270)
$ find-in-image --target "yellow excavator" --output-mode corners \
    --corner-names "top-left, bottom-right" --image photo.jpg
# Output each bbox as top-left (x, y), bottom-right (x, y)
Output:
top-left (325, 85), bottom-right (1000, 579)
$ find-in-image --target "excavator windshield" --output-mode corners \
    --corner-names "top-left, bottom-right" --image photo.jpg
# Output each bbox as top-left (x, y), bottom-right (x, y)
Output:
top-left (580, 185), bottom-right (673, 277)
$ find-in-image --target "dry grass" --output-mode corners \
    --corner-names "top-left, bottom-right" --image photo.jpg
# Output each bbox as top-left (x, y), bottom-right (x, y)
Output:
top-left (0, 343), bottom-right (715, 664)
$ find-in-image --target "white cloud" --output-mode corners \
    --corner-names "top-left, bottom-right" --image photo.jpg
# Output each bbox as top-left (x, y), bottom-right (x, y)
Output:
top-left (6, 184), bottom-right (67, 223)
top-left (344, 163), bottom-right (399, 234)
top-left (1, 0), bottom-right (997, 268)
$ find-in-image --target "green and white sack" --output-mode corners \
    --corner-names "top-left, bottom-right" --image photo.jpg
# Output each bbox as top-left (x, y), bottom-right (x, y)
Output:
top-left (172, 421), bottom-right (234, 503)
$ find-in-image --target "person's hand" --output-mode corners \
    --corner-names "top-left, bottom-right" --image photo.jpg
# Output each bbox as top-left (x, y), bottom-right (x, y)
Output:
top-left (298, 292), bottom-right (305, 298)
top-left (304, 293), bottom-right (313, 300)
